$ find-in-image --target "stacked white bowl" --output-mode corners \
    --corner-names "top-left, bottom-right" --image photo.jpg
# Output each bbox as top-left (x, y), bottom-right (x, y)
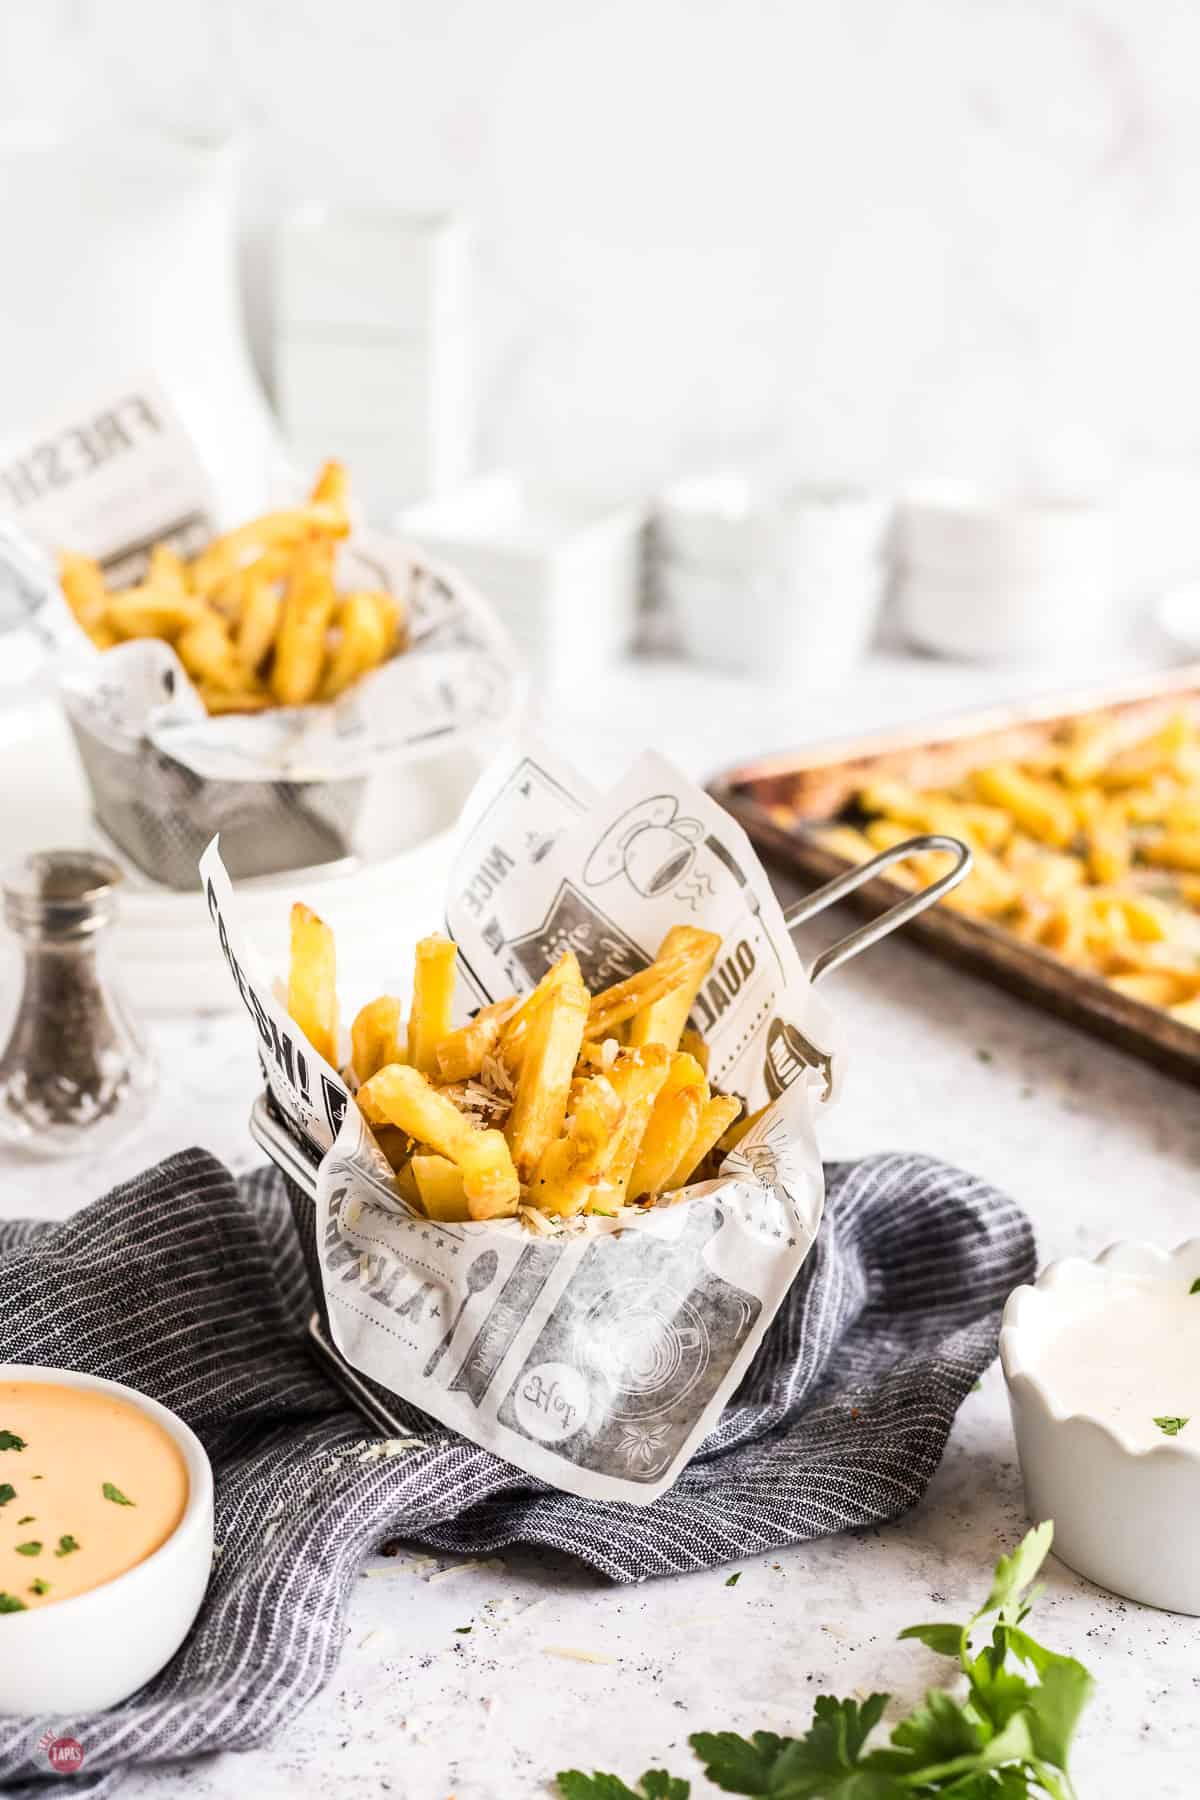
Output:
top-left (893, 485), bottom-right (1117, 662)
top-left (651, 475), bottom-right (891, 686)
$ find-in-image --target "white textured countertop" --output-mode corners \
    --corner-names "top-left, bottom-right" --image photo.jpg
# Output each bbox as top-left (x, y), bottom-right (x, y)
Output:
top-left (1, 646), bottom-right (1197, 1798)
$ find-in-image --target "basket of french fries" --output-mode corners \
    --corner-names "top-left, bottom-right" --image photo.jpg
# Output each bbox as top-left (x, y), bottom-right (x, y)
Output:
top-left (26, 458), bottom-right (518, 889)
top-left (200, 739), bottom-right (861, 1504)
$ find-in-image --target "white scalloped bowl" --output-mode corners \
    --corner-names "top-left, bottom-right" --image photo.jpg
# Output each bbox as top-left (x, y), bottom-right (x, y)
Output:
top-left (1000, 1241), bottom-right (1200, 1614)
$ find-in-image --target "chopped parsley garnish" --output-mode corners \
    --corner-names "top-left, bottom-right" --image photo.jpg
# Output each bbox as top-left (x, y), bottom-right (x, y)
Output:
top-left (29, 1578), bottom-right (49, 1596)
top-left (0, 1593), bottom-right (26, 1613)
top-left (975, 1047), bottom-right (993, 1064)
top-left (725, 1572), bottom-right (741, 1587)
top-left (55, 1535), bottom-right (80, 1557)
top-left (103, 1482), bottom-right (135, 1507)
top-left (454, 1625), bottom-right (472, 1635)
top-left (1155, 1415), bottom-right (1189, 1437)
top-left (0, 1431), bottom-right (26, 1453)
top-left (16, 1516), bottom-right (33, 1525)
top-left (0, 1485), bottom-right (13, 1507)
top-left (1190, 1277), bottom-right (1200, 1295)
top-left (15, 1542), bottom-right (41, 1557)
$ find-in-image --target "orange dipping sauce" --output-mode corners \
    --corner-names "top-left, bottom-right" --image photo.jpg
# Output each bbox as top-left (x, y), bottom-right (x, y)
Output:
top-left (0, 1380), bottom-right (189, 1613)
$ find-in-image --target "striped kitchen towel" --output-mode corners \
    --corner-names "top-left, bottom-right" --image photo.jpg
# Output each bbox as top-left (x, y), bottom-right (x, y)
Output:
top-left (0, 1149), bottom-right (1033, 1793)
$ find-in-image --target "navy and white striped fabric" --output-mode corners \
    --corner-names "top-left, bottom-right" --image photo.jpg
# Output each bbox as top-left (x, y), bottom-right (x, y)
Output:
top-left (0, 1149), bottom-right (1033, 1793)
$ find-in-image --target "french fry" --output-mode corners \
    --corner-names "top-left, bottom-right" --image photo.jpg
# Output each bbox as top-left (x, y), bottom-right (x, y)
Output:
top-left (666, 1094), bottom-right (742, 1190)
top-left (865, 820), bottom-right (1017, 915)
top-left (175, 612), bottom-right (245, 693)
top-left (598, 1045), bottom-right (672, 1205)
top-left (815, 824), bottom-right (878, 865)
top-left (270, 539), bottom-right (337, 706)
top-left (845, 702), bottom-right (1200, 1016)
top-left (287, 902), bottom-right (338, 1066)
top-left (407, 936), bottom-right (458, 1075)
top-left (627, 927), bottom-right (721, 1052)
top-left (530, 1074), bottom-right (624, 1217)
top-left (104, 585), bottom-right (206, 641)
top-left (859, 781), bottom-right (1012, 853)
top-left (717, 1101), bottom-right (769, 1154)
top-left (309, 458), bottom-right (350, 518)
top-left (374, 1126), bottom-right (414, 1174)
top-left (197, 685), bottom-right (274, 714)
top-left (59, 461), bottom-right (410, 711)
top-left (58, 551), bottom-right (118, 649)
top-left (373, 589), bottom-right (407, 655)
top-left (1107, 970), bottom-right (1197, 1007)
top-left (505, 975), bottom-right (590, 1180)
top-left (1099, 714), bottom-right (1193, 788)
top-left (584, 948), bottom-right (698, 1041)
top-left (679, 1025), bottom-right (710, 1074)
top-left (628, 1081), bottom-right (705, 1201)
top-left (1056, 715), bottom-right (1125, 786)
top-left (189, 486), bottom-right (349, 595)
top-left (319, 590), bottom-right (392, 700)
top-left (147, 543), bottom-right (188, 597)
top-left (435, 998), bottom-right (517, 1084)
top-left (999, 841), bottom-right (1084, 904)
top-left (357, 1064), bottom-right (519, 1218)
top-left (971, 765), bottom-right (1077, 849)
top-left (234, 566), bottom-right (283, 675)
top-left (351, 995), bottom-right (406, 1083)
top-left (498, 953), bottom-right (581, 1072)
top-left (1142, 833), bottom-right (1200, 875)
top-left (411, 1154), bottom-right (472, 1223)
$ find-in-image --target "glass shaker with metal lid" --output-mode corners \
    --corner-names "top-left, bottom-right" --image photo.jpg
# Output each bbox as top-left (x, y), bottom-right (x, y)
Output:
top-left (0, 851), bottom-right (156, 1156)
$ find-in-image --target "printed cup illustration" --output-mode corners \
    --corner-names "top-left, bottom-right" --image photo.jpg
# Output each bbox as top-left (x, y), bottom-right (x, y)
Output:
top-left (202, 739), bottom-right (840, 1504)
top-left (584, 797), bottom-right (707, 898)
top-left (5, 377), bottom-right (520, 889)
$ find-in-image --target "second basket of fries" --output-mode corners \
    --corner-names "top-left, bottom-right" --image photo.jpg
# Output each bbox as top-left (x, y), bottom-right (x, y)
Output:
top-left (35, 458), bottom-right (519, 889)
top-left (203, 740), bottom-right (841, 1505)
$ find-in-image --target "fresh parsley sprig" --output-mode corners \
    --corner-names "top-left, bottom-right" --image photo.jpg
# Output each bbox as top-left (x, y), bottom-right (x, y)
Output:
top-left (557, 1523), bottom-right (1091, 1800)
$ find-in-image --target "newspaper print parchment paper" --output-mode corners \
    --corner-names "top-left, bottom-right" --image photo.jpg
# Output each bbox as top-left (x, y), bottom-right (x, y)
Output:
top-left (4, 375), bottom-right (519, 782)
top-left (200, 740), bottom-right (840, 1503)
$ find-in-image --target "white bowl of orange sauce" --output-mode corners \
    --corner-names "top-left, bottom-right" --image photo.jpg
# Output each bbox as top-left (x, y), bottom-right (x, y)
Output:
top-left (0, 1365), bottom-right (213, 1713)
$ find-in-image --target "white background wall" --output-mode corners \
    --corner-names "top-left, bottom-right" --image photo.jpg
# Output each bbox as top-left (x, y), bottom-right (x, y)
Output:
top-left (7, 0), bottom-right (1200, 511)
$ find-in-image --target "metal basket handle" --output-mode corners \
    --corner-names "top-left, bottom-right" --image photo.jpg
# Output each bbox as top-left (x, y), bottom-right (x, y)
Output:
top-left (782, 833), bottom-right (972, 983)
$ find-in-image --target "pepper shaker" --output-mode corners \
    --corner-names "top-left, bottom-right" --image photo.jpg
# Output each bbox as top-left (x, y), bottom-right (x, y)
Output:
top-left (0, 851), bottom-right (156, 1156)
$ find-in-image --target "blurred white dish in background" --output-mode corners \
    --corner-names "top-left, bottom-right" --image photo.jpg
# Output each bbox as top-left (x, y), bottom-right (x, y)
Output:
top-left (275, 209), bottom-right (471, 518)
top-left (654, 476), bottom-right (890, 687)
top-left (0, 125), bottom-right (281, 525)
top-left (399, 474), bottom-right (645, 691)
top-left (1001, 1242), bottom-right (1200, 1614)
top-left (894, 566), bottom-right (1110, 664)
top-left (893, 487), bottom-right (1117, 663)
top-left (1154, 581), bottom-right (1200, 657)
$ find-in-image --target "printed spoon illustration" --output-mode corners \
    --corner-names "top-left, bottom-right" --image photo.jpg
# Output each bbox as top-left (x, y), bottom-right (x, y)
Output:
top-left (423, 1249), bottom-right (500, 1379)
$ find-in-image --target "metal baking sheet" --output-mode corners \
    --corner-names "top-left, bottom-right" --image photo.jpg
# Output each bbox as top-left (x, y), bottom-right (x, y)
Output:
top-left (709, 664), bottom-right (1200, 1089)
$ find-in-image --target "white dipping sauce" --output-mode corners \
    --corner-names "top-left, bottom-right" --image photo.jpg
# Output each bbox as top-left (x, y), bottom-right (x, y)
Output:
top-left (1031, 1273), bottom-right (1200, 1448)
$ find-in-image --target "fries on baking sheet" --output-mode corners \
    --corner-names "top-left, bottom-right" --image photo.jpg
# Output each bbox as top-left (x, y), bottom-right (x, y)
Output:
top-left (812, 708), bottom-right (1200, 1029)
top-left (58, 461), bottom-right (408, 715)
top-left (286, 905), bottom-right (737, 1229)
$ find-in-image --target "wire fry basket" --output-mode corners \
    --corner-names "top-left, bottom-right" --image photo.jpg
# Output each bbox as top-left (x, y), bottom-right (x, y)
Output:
top-left (63, 697), bottom-right (365, 889)
top-left (247, 831), bottom-right (972, 1423)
